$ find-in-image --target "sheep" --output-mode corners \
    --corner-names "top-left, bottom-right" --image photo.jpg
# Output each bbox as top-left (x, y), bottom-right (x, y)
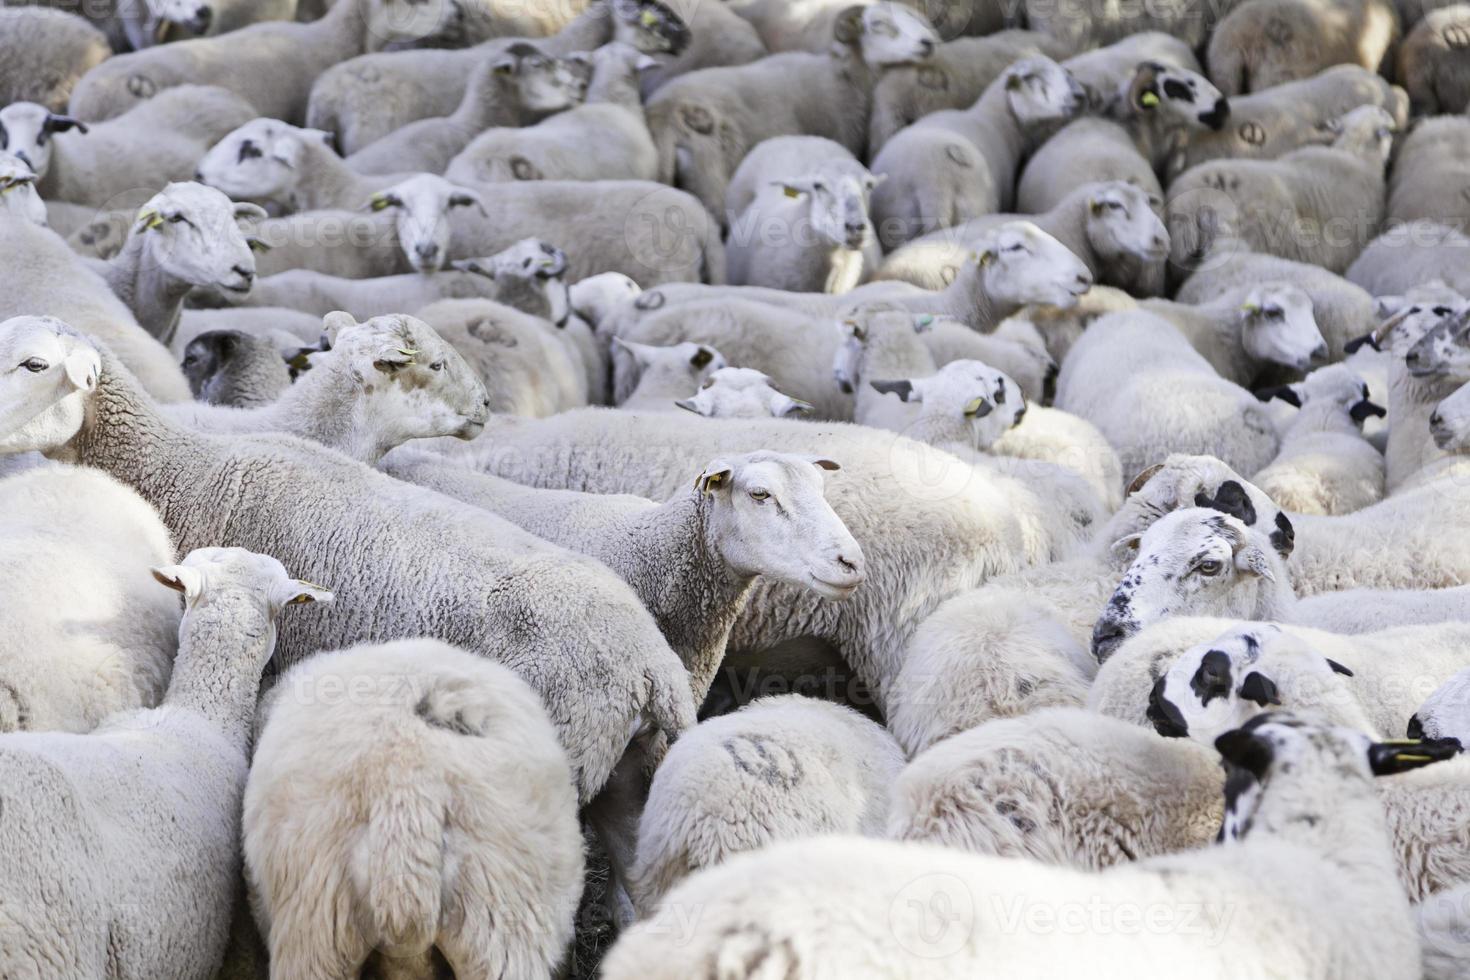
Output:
top-left (1398, 4), bottom-right (1470, 114)
top-left (66, 0), bottom-right (474, 123)
top-left (994, 284), bottom-right (1140, 365)
top-left (0, 464), bottom-right (178, 734)
top-left (244, 639), bottom-right (581, 980)
top-left (1416, 883), bottom-right (1470, 980)
top-left (1366, 299), bottom-right (1470, 489)
top-left (0, 216), bottom-right (190, 402)
top-left (604, 714), bottom-right (1448, 980)
top-left (180, 330), bottom-right (291, 408)
top-left (0, 86), bottom-right (255, 208)
top-left (1136, 284), bottom-right (1323, 389)
top-left (428, 404), bottom-right (1099, 719)
top-left (1018, 0), bottom-right (1240, 50)
top-left (628, 695), bottom-right (902, 912)
top-left (599, 219), bottom-right (1093, 358)
top-left (1430, 374), bottom-right (1470, 459)
top-left (1410, 667), bottom-right (1470, 742)
top-left (194, 118), bottom-right (418, 215)
top-left (889, 707), bottom-right (1224, 863)
top-left (0, 151), bottom-right (45, 228)
top-left (1346, 222), bottom-right (1470, 299)
top-left (673, 366), bottom-right (815, 418)
top-left (1168, 104), bottom-right (1395, 276)
top-left (90, 183), bottom-right (265, 348)
top-left (1055, 310), bottom-right (1306, 480)
top-left (612, 338), bottom-right (725, 411)
top-left (301, 0), bottom-right (703, 155)
top-left (725, 0), bottom-right (983, 52)
top-left (867, 29), bottom-right (1072, 158)
top-left (878, 181), bottom-right (1169, 297)
top-left (0, 7), bottom-right (110, 112)
top-left (0, 545), bottom-right (329, 980)
top-left (413, 299), bottom-right (590, 416)
top-left (868, 55), bottom-right (1086, 250)
top-left (344, 43), bottom-right (588, 177)
top-left (1015, 61), bottom-right (1230, 215)
top-left (1387, 116), bottom-right (1470, 230)
top-left (173, 306), bottom-right (326, 359)
top-left (1059, 30), bottom-right (1202, 102)
top-left (646, 2), bottom-right (938, 222)
top-left (1165, 64), bottom-right (1409, 182)
top-left (1207, 0), bottom-right (1401, 97)
top-left (1252, 364), bottom-right (1387, 515)
top-left (446, 42), bottom-right (659, 185)
top-left (1176, 235), bottom-right (1382, 360)
top-left (166, 312), bottom-right (489, 463)
top-left (1, 315), bottom-right (697, 805)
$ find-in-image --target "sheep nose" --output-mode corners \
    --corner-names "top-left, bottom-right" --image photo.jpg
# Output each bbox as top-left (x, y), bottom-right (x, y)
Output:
top-left (1090, 619), bottom-right (1128, 662)
top-left (1076, 271), bottom-right (1094, 288)
top-left (918, 38), bottom-right (935, 56)
top-left (1406, 350), bottom-right (1420, 364)
top-left (191, 5), bottom-right (213, 31)
top-left (1310, 343), bottom-right (1328, 363)
top-left (416, 243), bottom-right (440, 261)
top-left (1431, 412), bottom-right (1444, 429)
top-left (15, 151), bottom-right (31, 168)
top-left (232, 265), bottom-right (254, 283)
top-left (194, 170), bottom-right (204, 182)
top-left (1407, 713), bottom-right (1425, 739)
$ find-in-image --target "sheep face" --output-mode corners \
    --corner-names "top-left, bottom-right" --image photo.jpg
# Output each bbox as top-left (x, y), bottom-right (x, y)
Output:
top-left (614, 338), bottom-right (725, 403)
top-left (323, 312), bottom-right (491, 444)
top-left (1103, 457), bottom-right (1293, 572)
top-left (1407, 308), bottom-right (1470, 382)
top-left (1092, 509), bottom-right (1281, 663)
top-left (695, 452), bottom-right (865, 600)
top-left (196, 120), bottom-right (337, 209)
top-left (608, 0), bottom-right (691, 56)
top-left (676, 368), bottom-right (812, 419)
top-left (1325, 105), bottom-right (1397, 170)
top-left (483, 44), bottom-right (588, 115)
top-left (0, 152), bottom-right (45, 228)
top-left (1238, 284), bottom-right (1327, 372)
top-left (362, 0), bottom-right (471, 51)
top-left (854, 2), bottom-right (938, 67)
top-left (451, 238), bottom-right (570, 325)
top-left (570, 272), bottom-right (642, 331)
top-left (870, 359), bottom-right (1024, 451)
top-left (829, 309), bottom-right (928, 395)
top-left (1409, 667), bottom-right (1470, 744)
top-left (971, 221), bottom-right (1093, 310)
top-left (775, 165), bottom-right (883, 251)
top-left (1001, 58), bottom-right (1087, 130)
top-left (1084, 182), bottom-right (1169, 264)
top-left (1127, 63), bottom-right (1229, 132)
top-left (147, 0), bottom-right (214, 38)
top-left (152, 546), bottom-right (332, 617)
top-left (0, 316), bottom-right (99, 456)
top-left (0, 102), bottom-right (87, 180)
top-left (367, 175), bottom-right (486, 274)
top-left (132, 183), bottom-right (264, 297)
top-left (1431, 380), bottom-right (1470, 452)
top-left (1258, 364), bottom-right (1383, 427)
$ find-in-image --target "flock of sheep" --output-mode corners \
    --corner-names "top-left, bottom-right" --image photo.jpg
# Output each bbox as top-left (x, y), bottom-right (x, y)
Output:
top-left (6, 0), bottom-right (1470, 976)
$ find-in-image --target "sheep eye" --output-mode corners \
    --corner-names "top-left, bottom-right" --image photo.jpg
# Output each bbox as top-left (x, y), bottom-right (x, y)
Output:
top-left (871, 20), bottom-right (896, 36)
top-left (1435, 306), bottom-right (1454, 316)
top-left (20, 357), bottom-right (47, 373)
top-left (1197, 559), bottom-right (1225, 576)
top-left (993, 381), bottom-right (1006, 404)
top-left (749, 489), bottom-right (770, 502)
top-left (1410, 306), bottom-right (1422, 315)
top-left (1263, 306), bottom-right (1283, 320)
top-left (168, 213), bottom-right (190, 226)
top-left (430, 361), bottom-right (444, 371)
top-left (1004, 243), bottom-right (1027, 253)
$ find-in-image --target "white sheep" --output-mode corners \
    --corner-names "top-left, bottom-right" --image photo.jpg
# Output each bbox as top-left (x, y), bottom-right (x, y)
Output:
top-left (724, 141), bottom-right (884, 294)
top-left (1398, 4), bottom-right (1470, 113)
top-left (880, 181), bottom-right (1169, 297)
top-left (244, 639), bottom-right (581, 980)
top-left (1386, 115), bottom-right (1470, 228)
top-left (611, 338), bottom-right (725, 411)
top-left (0, 464), bottom-right (178, 734)
top-left (1346, 221), bottom-right (1470, 299)
top-left (344, 43), bottom-right (587, 176)
top-left (1055, 309), bottom-right (1305, 480)
top-left (1139, 283), bottom-right (1322, 387)
top-left (646, 2), bottom-right (938, 221)
top-left (1167, 104), bottom-right (1395, 275)
top-left (604, 714), bottom-right (1445, 980)
top-left (446, 42), bottom-right (660, 184)
top-left (0, 151), bottom-right (45, 227)
top-left (869, 55), bottom-right (1086, 250)
top-left (179, 330), bottom-right (292, 408)
top-left (1207, 0), bottom-right (1402, 96)
top-left (0, 7), bottom-right (110, 112)
top-left (1415, 882), bottom-right (1470, 980)
top-left (0, 86), bottom-right (256, 207)
top-left (1410, 667), bottom-right (1470, 743)
top-left (0, 545), bottom-right (330, 980)
top-left (674, 366), bottom-right (814, 419)
top-left (1019, 0), bottom-right (1235, 50)
top-left (0, 216), bottom-right (190, 402)
top-left (629, 695), bottom-right (903, 911)
top-left (167, 312), bottom-right (489, 462)
top-left (0, 315), bottom-right (697, 806)
top-left (1252, 363), bottom-right (1387, 515)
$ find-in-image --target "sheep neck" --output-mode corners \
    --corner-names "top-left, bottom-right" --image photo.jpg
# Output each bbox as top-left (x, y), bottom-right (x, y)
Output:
top-left (164, 592), bottom-right (275, 749)
top-left (103, 233), bottom-right (191, 348)
top-left (1385, 360), bottom-right (1458, 490)
top-left (270, 358), bottom-right (390, 464)
top-left (945, 261), bottom-right (1009, 329)
top-left (457, 78), bottom-right (553, 130)
top-left (1281, 400), bottom-right (1362, 441)
top-left (588, 489), bottom-right (753, 702)
top-left (1168, 299), bottom-right (1255, 384)
top-left (587, 61), bottom-right (642, 109)
top-left (969, 82), bottom-right (1028, 166)
top-left (300, 0), bottom-right (377, 65)
top-left (293, 143), bottom-right (380, 212)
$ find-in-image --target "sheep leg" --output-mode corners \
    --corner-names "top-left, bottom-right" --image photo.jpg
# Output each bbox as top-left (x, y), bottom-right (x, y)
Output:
top-left (583, 746), bottom-right (653, 931)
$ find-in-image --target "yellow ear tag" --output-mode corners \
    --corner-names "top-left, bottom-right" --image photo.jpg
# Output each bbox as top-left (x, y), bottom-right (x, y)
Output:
top-left (979, 250), bottom-right (996, 268)
top-left (1240, 303), bottom-right (1259, 313)
top-left (1141, 92), bottom-right (1160, 108)
top-left (369, 196), bottom-right (390, 212)
top-left (640, 9), bottom-right (658, 26)
top-left (916, 315), bottom-right (934, 328)
top-left (700, 472), bottom-right (724, 493)
top-left (963, 397), bottom-right (985, 416)
top-left (783, 186), bottom-right (802, 199)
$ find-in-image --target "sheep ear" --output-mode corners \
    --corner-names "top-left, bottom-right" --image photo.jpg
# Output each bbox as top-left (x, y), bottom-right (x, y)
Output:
top-left (775, 395), bottom-right (813, 417)
top-left (1233, 544), bottom-right (1275, 582)
top-left (808, 457), bottom-right (841, 471)
top-left (696, 462), bottom-right (734, 494)
top-left (832, 5), bottom-right (864, 44)
top-left (611, 336), bottom-right (652, 369)
top-left (491, 53), bottom-right (519, 75)
top-left (869, 379), bottom-right (915, 402)
top-left (322, 311), bottom-right (357, 345)
top-left (62, 350), bottom-right (99, 391)
top-left (134, 208), bottom-right (165, 233)
top-left (1109, 533), bottom-right (1143, 562)
top-left (689, 346), bottom-right (715, 369)
top-left (272, 578), bottom-right (334, 608)
top-left (448, 190), bottom-right (488, 217)
top-left (674, 398), bottom-right (703, 415)
top-left (1254, 385), bottom-right (1302, 407)
top-left (1125, 462), bottom-right (1164, 497)
top-left (152, 564), bottom-right (204, 600)
top-left (43, 114), bottom-right (87, 136)
top-left (373, 344), bottom-right (419, 373)
top-left (233, 202), bottom-right (268, 224)
top-left (1237, 671), bottom-right (1281, 708)
top-left (1326, 658), bottom-right (1354, 677)
top-left (451, 258), bottom-right (493, 278)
